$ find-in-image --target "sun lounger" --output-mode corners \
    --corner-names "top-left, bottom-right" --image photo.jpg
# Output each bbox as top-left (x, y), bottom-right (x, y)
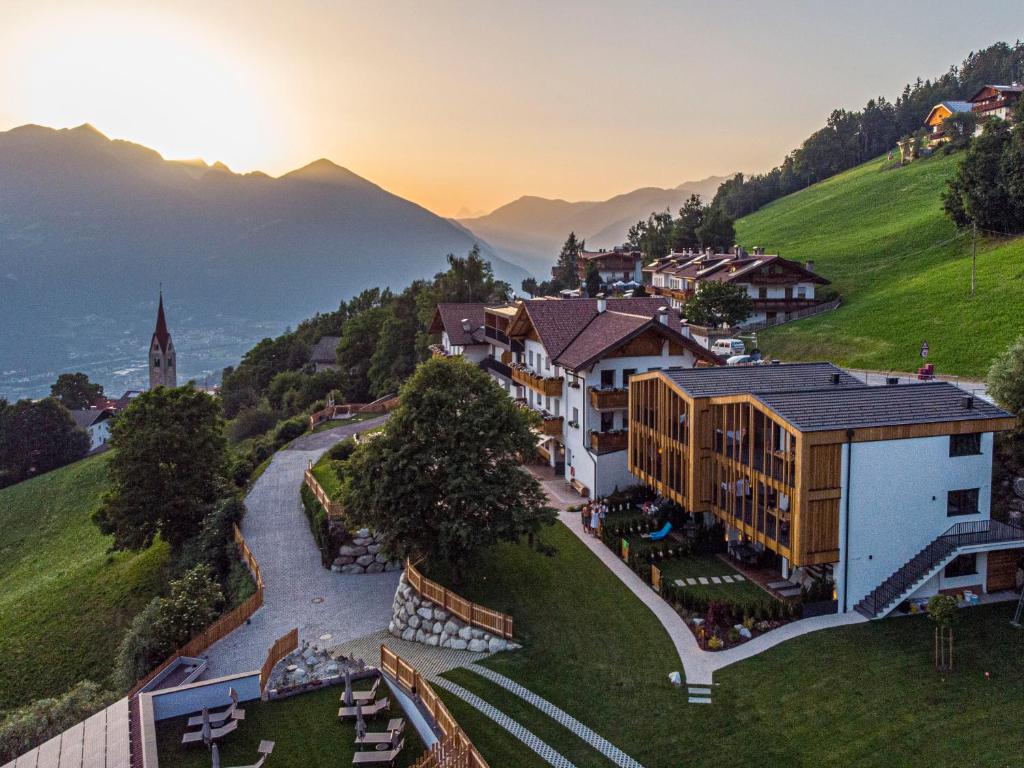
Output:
top-left (354, 718), bottom-right (405, 746)
top-left (181, 719), bottom-right (239, 745)
top-left (340, 676), bottom-right (381, 703)
top-left (351, 739), bottom-right (405, 766)
top-left (338, 698), bottom-right (389, 720)
top-left (187, 704), bottom-right (244, 727)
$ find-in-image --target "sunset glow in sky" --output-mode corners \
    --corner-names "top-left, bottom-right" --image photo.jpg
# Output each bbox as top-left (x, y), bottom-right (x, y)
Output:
top-left (1, 0), bottom-right (1021, 216)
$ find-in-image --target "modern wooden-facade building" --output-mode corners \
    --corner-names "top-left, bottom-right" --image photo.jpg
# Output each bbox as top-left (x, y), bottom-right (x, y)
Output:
top-left (628, 363), bottom-right (1023, 617)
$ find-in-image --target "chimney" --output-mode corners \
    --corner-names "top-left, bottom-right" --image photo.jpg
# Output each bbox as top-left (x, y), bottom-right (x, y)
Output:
top-left (596, 293), bottom-right (607, 313)
top-left (805, 260), bottom-right (815, 273)
top-left (461, 318), bottom-right (472, 332)
top-left (657, 306), bottom-right (669, 325)
top-left (962, 395), bottom-right (975, 410)
top-left (885, 376), bottom-right (900, 386)
top-left (680, 319), bottom-right (690, 338)
top-left (830, 372), bottom-right (841, 385)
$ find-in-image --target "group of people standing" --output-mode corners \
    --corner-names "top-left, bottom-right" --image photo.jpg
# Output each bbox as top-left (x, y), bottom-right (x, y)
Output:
top-left (582, 499), bottom-right (608, 536)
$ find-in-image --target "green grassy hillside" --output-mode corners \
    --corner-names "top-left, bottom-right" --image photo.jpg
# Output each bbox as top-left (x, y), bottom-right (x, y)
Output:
top-left (0, 454), bottom-right (168, 711)
top-left (737, 152), bottom-right (1024, 377)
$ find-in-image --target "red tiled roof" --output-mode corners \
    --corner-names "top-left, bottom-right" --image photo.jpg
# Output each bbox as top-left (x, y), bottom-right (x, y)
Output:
top-left (430, 303), bottom-right (491, 346)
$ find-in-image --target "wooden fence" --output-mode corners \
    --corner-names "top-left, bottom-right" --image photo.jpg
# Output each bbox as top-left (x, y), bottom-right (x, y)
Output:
top-left (651, 564), bottom-right (662, 593)
top-left (380, 647), bottom-right (489, 768)
top-left (303, 465), bottom-right (346, 519)
top-left (260, 628), bottom-right (299, 692)
top-left (129, 525), bottom-right (265, 697)
top-left (404, 560), bottom-right (514, 640)
top-left (741, 298), bottom-right (842, 332)
top-left (308, 394), bottom-right (400, 429)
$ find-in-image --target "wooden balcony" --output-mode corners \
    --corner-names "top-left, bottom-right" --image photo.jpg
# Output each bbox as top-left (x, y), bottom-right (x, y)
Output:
top-left (589, 387), bottom-right (628, 410)
top-left (541, 416), bottom-right (564, 437)
top-left (590, 430), bottom-right (628, 454)
top-left (650, 285), bottom-right (691, 302)
top-left (511, 366), bottom-right (564, 396)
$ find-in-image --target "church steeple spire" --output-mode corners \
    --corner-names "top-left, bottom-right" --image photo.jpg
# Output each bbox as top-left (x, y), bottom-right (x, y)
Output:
top-left (148, 291), bottom-right (177, 389)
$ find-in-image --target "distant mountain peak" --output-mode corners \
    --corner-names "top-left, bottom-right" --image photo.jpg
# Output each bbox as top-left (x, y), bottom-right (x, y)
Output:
top-left (73, 123), bottom-right (108, 140)
top-left (282, 158), bottom-right (372, 187)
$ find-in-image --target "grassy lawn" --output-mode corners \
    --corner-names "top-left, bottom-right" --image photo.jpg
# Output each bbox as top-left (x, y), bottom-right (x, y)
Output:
top-left (0, 454), bottom-right (169, 711)
top-left (311, 456), bottom-right (343, 499)
top-left (156, 685), bottom-right (423, 768)
top-left (435, 690), bottom-right (550, 768)
top-left (738, 151), bottom-right (1024, 377)
top-left (438, 522), bottom-right (1024, 767)
top-left (311, 413), bottom-right (380, 434)
top-left (656, 554), bottom-right (769, 603)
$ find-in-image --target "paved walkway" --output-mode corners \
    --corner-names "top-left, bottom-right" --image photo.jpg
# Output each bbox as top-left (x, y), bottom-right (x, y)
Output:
top-left (530, 469), bottom-right (866, 689)
top-left (203, 417), bottom-right (401, 677)
top-left (430, 677), bottom-right (578, 768)
top-left (466, 664), bottom-right (644, 768)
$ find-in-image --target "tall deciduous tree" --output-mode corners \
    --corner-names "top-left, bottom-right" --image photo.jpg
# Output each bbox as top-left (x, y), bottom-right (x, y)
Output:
top-left (0, 398), bottom-right (90, 488)
top-left (94, 385), bottom-right (227, 551)
top-left (987, 334), bottom-right (1024, 418)
top-left (341, 358), bottom-right (555, 575)
top-left (695, 205), bottom-right (736, 252)
top-left (683, 282), bottom-right (754, 329)
top-left (626, 211), bottom-right (674, 260)
top-left (673, 195), bottom-right (705, 250)
top-left (50, 373), bottom-right (104, 410)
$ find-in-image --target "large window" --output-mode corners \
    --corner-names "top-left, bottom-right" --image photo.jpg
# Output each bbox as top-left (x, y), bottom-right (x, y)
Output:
top-left (600, 370), bottom-right (616, 388)
top-left (944, 553), bottom-right (978, 578)
top-left (947, 488), bottom-right (980, 517)
top-left (949, 433), bottom-right (982, 457)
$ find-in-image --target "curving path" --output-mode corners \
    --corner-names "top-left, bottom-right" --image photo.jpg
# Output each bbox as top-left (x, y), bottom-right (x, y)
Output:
top-left (203, 417), bottom-right (401, 677)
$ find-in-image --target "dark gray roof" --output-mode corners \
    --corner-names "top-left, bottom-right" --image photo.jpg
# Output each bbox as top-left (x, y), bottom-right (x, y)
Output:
top-left (662, 362), bottom-right (860, 397)
top-left (754, 382), bottom-right (1011, 432)
top-left (310, 336), bottom-right (341, 363)
top-left (70, 409), bottom-right (110, 429)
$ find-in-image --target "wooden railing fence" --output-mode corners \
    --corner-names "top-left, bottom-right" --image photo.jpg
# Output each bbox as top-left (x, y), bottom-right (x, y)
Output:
top-left (303, 465), bottom-right (346, 519)
top-left (380, 647), bottom-right (489, 768)
top-left (129, 525), bottom-right (264, 697)
top-left (741, 298), bottom-right (842, 332)
top-left (308, 395), bottom-right (400, 429)
top-left (260, 628), bottom-right (299, 691)
top-left (651, 564), bottom-right (662, 593)
top-left (404, 560), bottom-right (514, 640)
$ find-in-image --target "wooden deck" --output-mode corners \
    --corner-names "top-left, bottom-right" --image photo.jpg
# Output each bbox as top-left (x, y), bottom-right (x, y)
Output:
top-left (2, 697), bottom-right (130, 768)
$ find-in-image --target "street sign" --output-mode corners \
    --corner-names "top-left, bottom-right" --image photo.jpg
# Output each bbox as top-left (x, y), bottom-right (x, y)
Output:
top-left (920, 340), bottom-right (929, 359)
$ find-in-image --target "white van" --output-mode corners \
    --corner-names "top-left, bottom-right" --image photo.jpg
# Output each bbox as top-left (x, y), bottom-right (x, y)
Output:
top-left (711, 338), bottom-right (745, 358)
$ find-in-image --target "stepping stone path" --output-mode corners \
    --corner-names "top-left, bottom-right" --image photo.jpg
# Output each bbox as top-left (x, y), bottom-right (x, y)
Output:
top-left (710, 576), bottom-right (722, 584)
top-left (687, 578), bottom-right (697, 585)
top-left (733, 575), bottom-right (745, 581)
top-left (698, 577), bottom-right (709, 585)
top-left (721, 575), bottom-right (734, 583)
top-left (687, 684), bottom-right (713, 705)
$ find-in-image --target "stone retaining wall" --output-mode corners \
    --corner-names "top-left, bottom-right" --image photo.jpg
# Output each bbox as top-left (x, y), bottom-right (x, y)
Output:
top-left (330, 526), bottom-right (403, 574)
top-left (387, 573), bottom-right (520, 653)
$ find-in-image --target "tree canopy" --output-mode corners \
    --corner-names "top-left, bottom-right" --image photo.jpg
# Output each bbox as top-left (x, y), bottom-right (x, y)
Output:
top-left (341, 357), bottom-right (555, 573)
top-left (94, 385), bottom-right (227, 551)
top-left (50, 373), bottom-right (104, 410)
top-left (987, 334), bottom-right (1024, 418)
top-left (683, 282), bottom-right (754, 329)
top-left (0, 398), bottom-right (90, 488)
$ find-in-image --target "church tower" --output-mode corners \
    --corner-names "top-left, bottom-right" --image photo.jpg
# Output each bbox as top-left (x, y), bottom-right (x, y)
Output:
top-left (148, 292), bottom-right (177, 389)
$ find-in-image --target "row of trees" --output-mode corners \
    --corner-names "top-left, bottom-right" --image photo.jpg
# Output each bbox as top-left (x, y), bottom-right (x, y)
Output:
top-left (0, 395), bottom-right (91, 489)
top-left (220, 247), bottom-right (511, 442)
top-left (944, 99), bottom-right (1024, 234)
top-left (713, 42), bottom-right (1024, 219)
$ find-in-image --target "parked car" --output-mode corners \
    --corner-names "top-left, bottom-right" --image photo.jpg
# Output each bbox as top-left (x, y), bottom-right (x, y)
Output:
top-left (712, 338), bottom-right (745, 357)
top-left (726, 354), bottom-right (755, 366)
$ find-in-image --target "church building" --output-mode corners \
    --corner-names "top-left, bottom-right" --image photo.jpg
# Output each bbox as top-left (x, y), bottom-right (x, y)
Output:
top-left (149, 292), bottom-right (177, 389)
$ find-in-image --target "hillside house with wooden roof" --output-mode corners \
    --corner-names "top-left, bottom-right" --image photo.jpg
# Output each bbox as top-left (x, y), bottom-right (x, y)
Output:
top-left (628, 363), bottom-right (1023, 618)
top-left (968, 84), bottom-right (1023, 128)
top-left (644, 247), bottom-right (829, 327)
top-left (564, 249), bottom-right (644, 287)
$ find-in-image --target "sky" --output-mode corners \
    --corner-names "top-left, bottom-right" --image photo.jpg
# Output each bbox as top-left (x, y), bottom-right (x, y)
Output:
top-left (1, 0), bottom-right (1021, 217)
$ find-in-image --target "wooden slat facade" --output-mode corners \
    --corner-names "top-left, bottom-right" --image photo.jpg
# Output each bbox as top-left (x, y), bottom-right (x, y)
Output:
top-left (628, 371), bottom-right (1014, 569)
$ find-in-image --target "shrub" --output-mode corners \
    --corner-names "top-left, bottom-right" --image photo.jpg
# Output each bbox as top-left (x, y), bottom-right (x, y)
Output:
top-left (326, 438), bottom-right (357, 462)
top-left (114, 565), bottom-right (225, 688)
top-left (727, 627), bottom-right (741, 644)
top-left (272, 416), bottom-right (307, 446)
top-left (300, 484), bottom-right (333, 566)
top-left (227, 406), bottom-right (279, 444)
top-left (0, 681), bottom-right (117, 763)
top-left (173, 497), bottom-right (247, 582)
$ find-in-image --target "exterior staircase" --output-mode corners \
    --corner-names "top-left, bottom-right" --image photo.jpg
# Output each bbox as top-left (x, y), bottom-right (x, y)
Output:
top-left (855, 520), bottom-right (1024, 619)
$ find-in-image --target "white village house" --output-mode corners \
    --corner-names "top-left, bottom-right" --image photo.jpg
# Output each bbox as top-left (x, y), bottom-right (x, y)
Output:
top-left (70, 407), bottom-right (113, 452)
top-left (431, 297), bottom-right (720, 498)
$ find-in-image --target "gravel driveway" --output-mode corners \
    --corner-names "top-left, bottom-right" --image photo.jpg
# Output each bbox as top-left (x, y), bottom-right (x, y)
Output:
top-left (203, 416), bottom-right (400, 677)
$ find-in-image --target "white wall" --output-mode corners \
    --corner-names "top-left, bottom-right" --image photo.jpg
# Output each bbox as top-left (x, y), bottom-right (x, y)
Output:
top-left (88, 420), bottom-right (110, 451)
top-left (837, 432), bottom-right (994, 611)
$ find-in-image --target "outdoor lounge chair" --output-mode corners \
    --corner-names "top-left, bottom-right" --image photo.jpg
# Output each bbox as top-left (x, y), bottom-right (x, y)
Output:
top-left (181, 718), bottom-right (239, 745)
top-left (340, 675), bottom-right (381, 704)
top-left (351, 738), bottom-right (405, 766)
top-left (354, 718), bottom-right (405, 746)
top-left (187, 700), bottom-right (244, 727)
top-left (338, 697), bottom-right (389, 720)
top-left (643, 522), bottom-right (672, 541)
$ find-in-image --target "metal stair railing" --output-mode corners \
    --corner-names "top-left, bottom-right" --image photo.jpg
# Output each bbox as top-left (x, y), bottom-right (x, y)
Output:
top-left (856, 520), bottom-right (1024, 617)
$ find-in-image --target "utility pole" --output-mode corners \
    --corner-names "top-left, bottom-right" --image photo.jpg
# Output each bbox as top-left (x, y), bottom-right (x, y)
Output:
top-left (971, 222), bottom-right (977, 297)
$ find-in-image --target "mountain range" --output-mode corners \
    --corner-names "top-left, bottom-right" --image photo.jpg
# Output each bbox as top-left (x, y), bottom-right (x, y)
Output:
top-left (457, 175), bottom-right (730, 277)
top-left (0, 123), bottom-right (529, 399)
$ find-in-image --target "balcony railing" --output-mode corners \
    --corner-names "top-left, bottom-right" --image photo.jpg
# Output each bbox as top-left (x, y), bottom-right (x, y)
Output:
top-left (589, 387), bottom-right (628, 410)
top-left (649, 285), bottom-right (691, 301)
top-left (590, 430), bottom-right (628, 454)
top-left (511, 365), bottom-right (564, 396)
top-left (484, 325), bottom-right (510, 346)
top-left (479, 356), bottom-right (512, 379)
top-left (541, 416), bottom-right (564, 437)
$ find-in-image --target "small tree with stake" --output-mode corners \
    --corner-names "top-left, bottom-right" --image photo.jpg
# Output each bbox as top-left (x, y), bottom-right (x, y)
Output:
top-left (928, 594), bottom-right (958, 672)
